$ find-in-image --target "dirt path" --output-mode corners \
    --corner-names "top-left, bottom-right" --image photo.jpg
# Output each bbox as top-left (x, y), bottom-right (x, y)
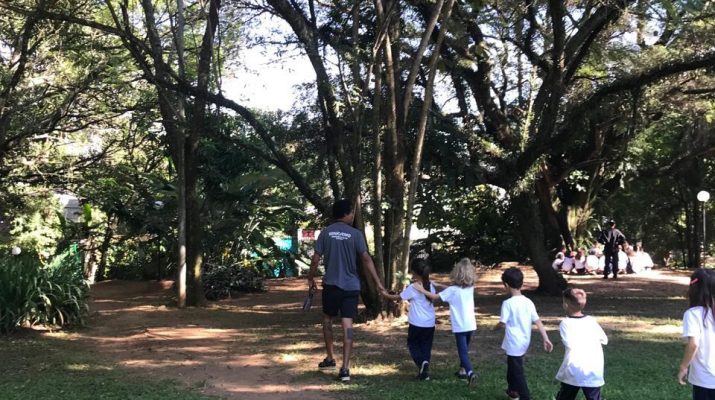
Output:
top-left (63, 267), bottom-right (690, 399)
top-left (80, 279), bottom-right (337, 400)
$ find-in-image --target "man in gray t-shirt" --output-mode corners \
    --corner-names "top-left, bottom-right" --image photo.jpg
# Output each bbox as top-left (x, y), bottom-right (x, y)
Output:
top-left (308, 199), bottom-right (384, 382)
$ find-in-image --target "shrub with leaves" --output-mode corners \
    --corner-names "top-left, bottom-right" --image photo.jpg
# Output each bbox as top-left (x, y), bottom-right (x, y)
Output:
top-left (0, 250), bottom-right (89, 333)
top-left (202, 263), bottom-right (265, 301)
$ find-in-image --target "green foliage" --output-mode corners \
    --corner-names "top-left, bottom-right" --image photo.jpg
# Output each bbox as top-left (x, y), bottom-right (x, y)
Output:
top-left (415, 185), bottom-right (520, 267)
top-left (202, 263), bottom-right (265, 301)
top-left (0, 251), bottom-right (88, 333)
top-left (6, 192), bottom-right (64, 258)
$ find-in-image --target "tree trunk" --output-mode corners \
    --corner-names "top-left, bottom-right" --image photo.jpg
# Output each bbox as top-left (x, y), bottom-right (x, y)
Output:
top-left (512, 191), bottom-right (567, 295)
top-left (95, 215), bottom-right (114, 282)
top-left (352, 197), bottom-right (382, 318)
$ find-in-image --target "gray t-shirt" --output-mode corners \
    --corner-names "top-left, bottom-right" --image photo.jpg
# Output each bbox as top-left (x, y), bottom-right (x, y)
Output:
top-left (314, 222), bottom-right (368, 291)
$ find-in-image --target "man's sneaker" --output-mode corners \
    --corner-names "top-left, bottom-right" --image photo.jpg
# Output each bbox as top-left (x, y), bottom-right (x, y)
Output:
top-left (318, 358), bottom-right (336, 370)
top-left (454, 370), bottom-right (468, 380)
top-left (467, 371), bottom-right (477, 388)
top-left (338, 367), bottom-right (350, 382)
top-left (419, 361), bottom-right (430, 380)
top-left (505, 389), bottom-right (520, 399)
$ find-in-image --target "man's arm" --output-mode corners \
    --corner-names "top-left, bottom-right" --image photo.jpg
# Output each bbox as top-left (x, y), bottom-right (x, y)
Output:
top-left (308, 252), bottom-right (321, 287)
top-left (360, 251), bottom-right (386, 293)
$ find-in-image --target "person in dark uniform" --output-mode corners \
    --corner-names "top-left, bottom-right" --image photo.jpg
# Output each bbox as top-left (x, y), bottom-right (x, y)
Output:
top-left (598, 221), bottom-right (626, 279)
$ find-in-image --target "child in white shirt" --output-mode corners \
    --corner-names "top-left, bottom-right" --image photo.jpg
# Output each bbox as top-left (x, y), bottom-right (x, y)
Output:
top-left (561, 252), bottom-right (575, 274)
top-left (416, 258), bottom-right (478, 387)
top-left (381, 258), bottom-right (437, 380)
top-left (678, 268), bottom-right (715, 400)
top-left (556, 288), bottom-right (608, 400)
top-left (495, 267), bottom-right (553, 400)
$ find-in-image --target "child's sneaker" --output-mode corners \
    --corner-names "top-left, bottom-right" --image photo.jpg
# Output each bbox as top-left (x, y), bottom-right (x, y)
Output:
top-left (338, 367), bottom-right (350, 382)
top-left (467, 371), bottom-right (478, 388)
top-left (505, 389), bottom-right (520, 399)
top-left (318, 358), bottom-right (336, 370)
top-left (419, 361), bottom-right (430, 380)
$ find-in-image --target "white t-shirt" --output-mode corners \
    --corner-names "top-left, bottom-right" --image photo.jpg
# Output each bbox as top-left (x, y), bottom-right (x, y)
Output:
top-left (556, 315), bottom-right (608, 387)
top-left (617, 251), bottom-right (628, 271)
top-left (500, 295), bottom-right (539, 356)
top-left (552, 258), bottom-right (564, 271)
top-left (562, 257), bottom-right (574, 272)
top-left (401, 282), bottom-right (436, 328)
top-left (682, 306), bottom-right (715, 389)
top-left (574, 256), bottom-right (585, 271)
top-left (439, 285), bottom-right (477, 333)
top-left (585, 255), bottom-right (600, 271)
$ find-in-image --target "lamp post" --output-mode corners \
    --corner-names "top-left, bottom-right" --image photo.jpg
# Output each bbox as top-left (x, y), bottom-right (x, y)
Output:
top-left (697, 190), bottom-right (710, 259)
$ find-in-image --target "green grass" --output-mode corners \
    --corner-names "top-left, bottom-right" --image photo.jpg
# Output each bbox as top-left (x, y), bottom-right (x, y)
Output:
top-left (337, 324), bottom-right (692, 400)
top-left (0, 336), bottom-right (216, 400)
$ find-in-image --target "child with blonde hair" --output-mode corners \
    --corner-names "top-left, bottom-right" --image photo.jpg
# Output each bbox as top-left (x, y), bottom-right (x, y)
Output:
top-left (678, 268), bottom-right (715, 399)
top-left (555, 288), bottom-right (608, 400)
top-left (415, 258), bottom-right (478, 387)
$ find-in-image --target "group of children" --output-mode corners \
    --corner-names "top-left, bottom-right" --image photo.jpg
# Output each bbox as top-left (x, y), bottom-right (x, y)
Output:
top-left (379, 258), bottom-right (715, 400)
top-left (552, 244), bottom-right (654, 275)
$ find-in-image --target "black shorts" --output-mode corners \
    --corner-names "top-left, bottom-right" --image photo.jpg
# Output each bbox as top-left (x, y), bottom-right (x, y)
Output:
top-left (322, 284), bottom-right (360, 319)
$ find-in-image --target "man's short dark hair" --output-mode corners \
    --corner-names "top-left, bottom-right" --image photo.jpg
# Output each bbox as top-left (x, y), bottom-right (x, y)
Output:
top-left (608, 220), bottom-right (616, 227)
top-left (332, 199), bottom-right (353, 219)
top-left (501, 267), bottom-right (524, 289)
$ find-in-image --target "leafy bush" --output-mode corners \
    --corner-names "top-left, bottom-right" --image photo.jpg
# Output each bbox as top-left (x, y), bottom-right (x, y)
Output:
top-left (202, 263), bottom-right (265, 301)
top-left (0, 251), bottom-right (89, 333)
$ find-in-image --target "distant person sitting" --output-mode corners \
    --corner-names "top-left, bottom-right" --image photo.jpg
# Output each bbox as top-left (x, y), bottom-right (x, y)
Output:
top-left (617, 245), bottom-right (628, 274)
top-left (585, 250), bottom-right (600, 275)
top-left (629, 245), bottom-right (654, 273)
top-left (553, 252), bottom-right (565, 272)
top-left (573, 249), bottom-right (587, 275)
top-left (561, 252), bottom-right (575, 274)
top-left (597, 221), bottom-right (626, 279)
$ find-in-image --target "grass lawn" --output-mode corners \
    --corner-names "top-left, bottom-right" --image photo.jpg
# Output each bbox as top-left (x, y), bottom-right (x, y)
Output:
top-left (0, 270), bottom-right (697, 400)
top-left (0, 334), bottom-right (215, 400)
top-left (336, 330), bottom-right (691, 399)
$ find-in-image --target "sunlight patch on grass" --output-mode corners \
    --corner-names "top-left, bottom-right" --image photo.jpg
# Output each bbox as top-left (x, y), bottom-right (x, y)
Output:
top-left (350, 363), bottom-right (401, 377)
top-left (65, 363), bottom-right (114, 372)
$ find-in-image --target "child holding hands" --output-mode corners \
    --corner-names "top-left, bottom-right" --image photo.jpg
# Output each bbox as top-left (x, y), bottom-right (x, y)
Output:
top-left (381, 258), bottom-right (437, 380)
top-left (678, 268), bottom-right (715, 400)
top-left (555, 288), bottom-right (608, 400)
top-left (415, 258), bottom-right (478, 387)
top-left (495, 267), bottom-right (553, 400)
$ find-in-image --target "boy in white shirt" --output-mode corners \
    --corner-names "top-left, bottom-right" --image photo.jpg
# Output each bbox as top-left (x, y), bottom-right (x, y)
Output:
top-left (556, 288), bottom-right (608, 400)
top-left (495, 267), bottom-right (553, 400)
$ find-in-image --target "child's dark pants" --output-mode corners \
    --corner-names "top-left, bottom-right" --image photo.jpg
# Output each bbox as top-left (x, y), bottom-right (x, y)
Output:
top-left (507, 355), bottom-right (530, 399)
top-left (407, 324), bottom-right (435, 368)
top-left (556, 382), bottom-right (602, 400)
